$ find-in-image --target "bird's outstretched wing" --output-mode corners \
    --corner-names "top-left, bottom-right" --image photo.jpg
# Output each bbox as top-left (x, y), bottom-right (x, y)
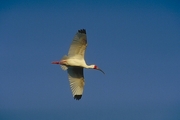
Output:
top-left (68, 29), bottom-right (87, 58)
top-left (67, 67), bottom-right (85, 100)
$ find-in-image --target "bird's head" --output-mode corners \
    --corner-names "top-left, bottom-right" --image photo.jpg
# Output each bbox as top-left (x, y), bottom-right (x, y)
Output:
top-left (93, 65), bottom-right (105, 74)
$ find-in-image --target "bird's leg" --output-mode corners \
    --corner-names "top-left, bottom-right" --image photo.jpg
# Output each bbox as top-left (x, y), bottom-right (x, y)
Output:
top-left (52, 60), bottom-right (67, 65)
top-left (52, 61), bottom-right (60, 64)
top-left (59, 60), bottom-right (67, 65)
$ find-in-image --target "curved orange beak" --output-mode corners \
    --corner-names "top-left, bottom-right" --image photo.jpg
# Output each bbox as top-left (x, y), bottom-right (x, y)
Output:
top-left (97, 68), bottom-right (105, 74)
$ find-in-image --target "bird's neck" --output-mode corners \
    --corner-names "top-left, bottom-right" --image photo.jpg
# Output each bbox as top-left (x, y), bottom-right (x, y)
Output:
top-left (85, 65), bottom-right (95, 69)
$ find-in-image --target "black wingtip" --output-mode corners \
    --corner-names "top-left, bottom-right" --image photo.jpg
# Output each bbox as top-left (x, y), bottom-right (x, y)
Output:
top-left (74, 95), bottom-right (82, 100)
top-left (78, 29), bottom-right (86, 34)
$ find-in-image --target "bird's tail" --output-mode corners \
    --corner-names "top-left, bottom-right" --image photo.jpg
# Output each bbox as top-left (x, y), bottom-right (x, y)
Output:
top-left (60, 55), bottom-right (68, 70)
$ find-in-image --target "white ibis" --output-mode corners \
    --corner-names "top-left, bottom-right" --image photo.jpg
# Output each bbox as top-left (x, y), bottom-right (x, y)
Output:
top-left (52, 29), bottom-right (105, 100)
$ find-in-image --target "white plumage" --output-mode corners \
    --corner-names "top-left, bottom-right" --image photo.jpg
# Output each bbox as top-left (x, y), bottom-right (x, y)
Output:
top-left (52, 29), bottom-right (104, 100)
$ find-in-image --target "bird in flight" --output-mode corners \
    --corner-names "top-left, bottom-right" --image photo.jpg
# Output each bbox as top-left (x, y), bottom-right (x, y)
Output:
top-left (52, 29), bottom-right (105, 100)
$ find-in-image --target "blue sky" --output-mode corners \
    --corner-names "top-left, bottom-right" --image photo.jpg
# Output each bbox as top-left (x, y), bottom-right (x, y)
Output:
top-left (0, 0), bottom-right (180, 120)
